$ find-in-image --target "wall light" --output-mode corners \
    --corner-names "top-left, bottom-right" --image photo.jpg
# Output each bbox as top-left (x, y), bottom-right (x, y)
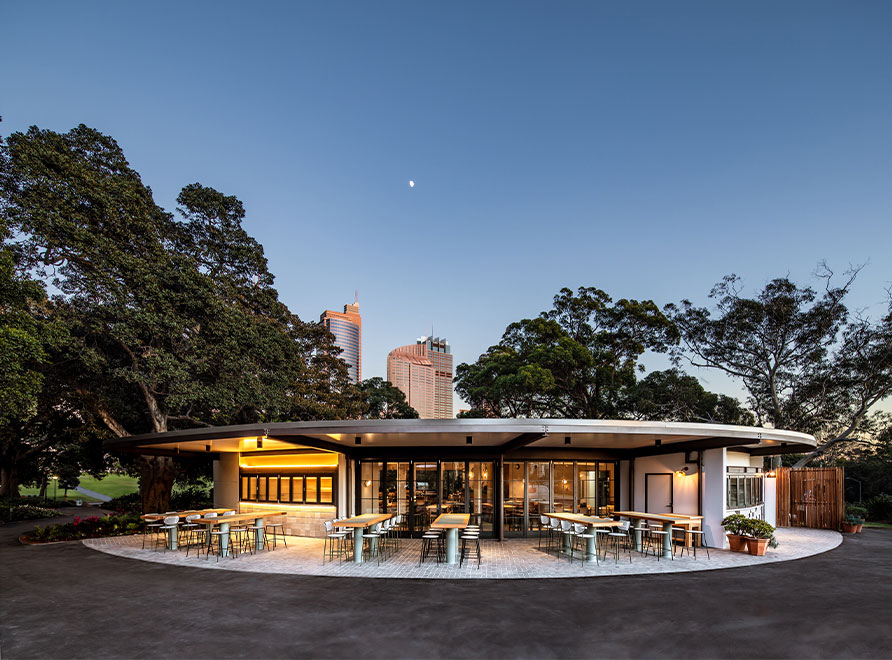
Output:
top-left (675, 466), bottom-right (691, 477)
top-left (466, 435), bottom-right (473, 445)
top-left (564, 436), bottom-right (571, 445)
top-left (767, 470), bottom-right (777, 478)
top-left (364, 480), bottom-right (372, 487)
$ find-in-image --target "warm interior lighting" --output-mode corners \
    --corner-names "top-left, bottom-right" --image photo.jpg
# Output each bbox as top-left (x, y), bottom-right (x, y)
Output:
top-left (482, 471), bottom-right (488, 479)
top-left (239, 453), bottom-right (338, 469)
top-left (364, 480), bottom-right (372, 487)
top-left (768, 470), bottom-right (777, 478)
top-left (675, 467), bottom-right (691, 477)
top-left (469, 471), bottom-right (474, 478)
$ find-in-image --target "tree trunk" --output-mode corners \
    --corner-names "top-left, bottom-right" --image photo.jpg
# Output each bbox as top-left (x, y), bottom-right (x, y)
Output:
top-left (0, 465), bottom-right (20, 498)
top-left (139, 455), bottom-right (177, 513)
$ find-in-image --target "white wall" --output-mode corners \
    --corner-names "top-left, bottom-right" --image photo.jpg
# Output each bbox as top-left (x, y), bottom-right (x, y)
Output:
top-left (619, 460), bottom-right (631, 509)
top-left (338, 454), bottom-right (348, 517)
top-left (632, 454), bottom-right (699, 515)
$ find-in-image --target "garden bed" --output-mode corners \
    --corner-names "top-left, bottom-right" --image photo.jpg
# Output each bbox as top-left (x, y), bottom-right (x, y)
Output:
top-left (20, 512), bottom-right (142, 544)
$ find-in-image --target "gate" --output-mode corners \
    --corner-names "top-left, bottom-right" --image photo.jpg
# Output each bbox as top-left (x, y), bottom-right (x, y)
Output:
top-left (776, 467), bottom-right (844, 530)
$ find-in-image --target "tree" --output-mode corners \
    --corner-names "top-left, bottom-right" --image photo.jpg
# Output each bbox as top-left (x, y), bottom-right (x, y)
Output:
top-left (667, 269), bottom-right (892, 465)
top-left (455, 286), bottom-right (678, 418)
top-left (628, 369), bottom-right (754, 425)
top-left (2, 125), bottom-right (356, 510)
top-left (358, 377), bottom-right (418, 419)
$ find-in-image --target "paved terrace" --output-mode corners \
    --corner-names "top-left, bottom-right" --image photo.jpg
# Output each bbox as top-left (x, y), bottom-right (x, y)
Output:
top-left (85, 527), bottom-right (840, 579)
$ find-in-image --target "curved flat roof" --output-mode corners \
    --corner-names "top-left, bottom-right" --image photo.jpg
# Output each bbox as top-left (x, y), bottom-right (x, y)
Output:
top-left (106, 418), bottom-right (816, 459)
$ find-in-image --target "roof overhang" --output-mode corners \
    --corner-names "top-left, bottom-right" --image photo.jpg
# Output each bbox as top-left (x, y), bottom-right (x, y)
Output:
top-left (105, 419), bottom-right (816, 460)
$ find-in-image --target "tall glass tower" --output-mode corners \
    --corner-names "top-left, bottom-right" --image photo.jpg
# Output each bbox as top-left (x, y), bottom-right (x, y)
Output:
top-left (320, 302), bottom-right (362, 384)
top-left (387, 336), bottom-right (453, 418)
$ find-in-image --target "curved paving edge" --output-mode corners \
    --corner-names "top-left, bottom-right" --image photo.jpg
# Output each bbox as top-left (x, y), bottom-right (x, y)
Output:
top-left (83, 527), bottom-right (842, 580)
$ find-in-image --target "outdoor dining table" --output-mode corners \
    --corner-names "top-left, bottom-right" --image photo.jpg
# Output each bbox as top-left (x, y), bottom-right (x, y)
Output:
top-left (335, 513), bottom-right (394, 564)
top-left (612, 511), bottom-right (704, 559)
top-left (430, 513), bottom-right (471, 565)
top-left (140, 509), bottom-right (232, 550)
top-left (193, 510), bottom-right (289, 557)
top-left (547, 512), bottom-right (616, 562)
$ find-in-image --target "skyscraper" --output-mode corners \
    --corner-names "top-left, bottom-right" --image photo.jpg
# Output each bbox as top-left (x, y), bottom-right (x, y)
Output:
top-left (320, 301), bottom-right (361, 384)
top-left (387, 336), bottom-right (453, 418)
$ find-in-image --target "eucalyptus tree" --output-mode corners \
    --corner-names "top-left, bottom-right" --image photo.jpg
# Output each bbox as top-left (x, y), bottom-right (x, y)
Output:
top-left (358, 377), bottom-right (419, 419)
top-left (667, 270), bottom-right (892, 465)
top-left (455, 286), bottom-right (678, 418)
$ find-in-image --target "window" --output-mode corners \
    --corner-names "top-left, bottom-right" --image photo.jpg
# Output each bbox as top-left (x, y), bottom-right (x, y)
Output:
top-left (240, 472), bottom-right (336, 505)
top-left (726, 474), bottom-right (764, 508)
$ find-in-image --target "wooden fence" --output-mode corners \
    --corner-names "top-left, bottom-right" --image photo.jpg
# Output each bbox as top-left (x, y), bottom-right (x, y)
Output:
top-left (776, 467), bottom-right (844, 530)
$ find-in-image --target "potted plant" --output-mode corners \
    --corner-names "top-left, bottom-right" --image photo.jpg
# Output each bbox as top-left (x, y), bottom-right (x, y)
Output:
top-left (721, 513), bottom-right (749, 552)
top-left (842, 513), bottom-right (863, 533)
top-left (744, 519), bottom-right (775, 556)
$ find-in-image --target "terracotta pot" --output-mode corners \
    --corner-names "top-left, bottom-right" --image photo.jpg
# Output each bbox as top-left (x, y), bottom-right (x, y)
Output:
top-left (842, 522), bottom-right (857, 533)
top-left (727, 534), bottom-right (748, 552)
top-left (856, 524), bottom-right (863, 533)
top-left (747, 537), bottom-right (769, 556)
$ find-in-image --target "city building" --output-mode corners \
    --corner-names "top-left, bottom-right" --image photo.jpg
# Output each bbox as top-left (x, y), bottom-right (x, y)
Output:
top-left (387, 336), bottom-right (453, 418)
top-left (320, 301), bottom-right (361, 384)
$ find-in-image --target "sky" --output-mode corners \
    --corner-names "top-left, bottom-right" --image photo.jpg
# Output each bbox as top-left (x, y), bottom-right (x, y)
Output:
top-left (3, 1), bottom-right (891, 412)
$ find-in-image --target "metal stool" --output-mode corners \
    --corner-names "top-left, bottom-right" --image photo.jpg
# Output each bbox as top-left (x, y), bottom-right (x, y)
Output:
top-left (459, 533), bottom-right (481, 569)
top-left (264, 522), bottom-right (286, 550)
top-left (419, 530), bottom-right (444, 565)
top-left (675, 528), bottom-right (710, 559)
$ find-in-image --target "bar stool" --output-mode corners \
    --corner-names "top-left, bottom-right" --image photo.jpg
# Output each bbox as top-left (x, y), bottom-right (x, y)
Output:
top-left (206, 513), bottom-right (238, 561)
top-left (323, 520), bottom-right (349, 563)
top-left (538, 514), bottom-right (552, 552)
top-left (190, 512), bottom-right (216, 558)
top-left (675, 528), bottom-right (710, 559)
top-left (645, 527), bottom-right (672, 561)
top-left (179, 514), bottom-right (202, 552)
top-left (459, 531), bottom-right (481, 569)
top-left (559, 520), bottom-right (578, 561)
top-left (264, 521), bottom-right (287, 550)
top-left (548, 517), bottom-right (562, 556)
top-left (141, 514), bottom-right (163, 549)
top-left (362, 524), bottom-right (384, 563)
top-left (419, 529), bottom-right (444, 565)
top-left (572, 523), bottom-right (598, 565)
top-left (605, 521), bottom-right (633, 564)
top-left (155, 516), bottom-right (180, 552)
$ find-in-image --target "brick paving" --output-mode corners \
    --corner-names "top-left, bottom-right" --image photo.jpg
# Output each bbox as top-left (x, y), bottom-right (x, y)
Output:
top-left (84, 526), bottom-right (840, 579)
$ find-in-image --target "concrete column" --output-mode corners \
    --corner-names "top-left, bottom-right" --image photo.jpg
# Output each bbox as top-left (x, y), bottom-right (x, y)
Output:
top-left (213, 453), bottom-right (240, 510)
top-left (338, 454), bottom-right (348, 517)
top-left (701, 448), bottom-right (726, 548)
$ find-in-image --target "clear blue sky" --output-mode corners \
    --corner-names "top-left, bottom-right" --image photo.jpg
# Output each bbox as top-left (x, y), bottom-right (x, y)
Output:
top-left (3, 1), bottom-right (891, 411)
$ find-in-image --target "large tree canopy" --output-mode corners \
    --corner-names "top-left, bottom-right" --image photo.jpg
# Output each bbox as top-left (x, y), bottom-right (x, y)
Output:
top-left (1, 125), bottom-right (356, 509)
top-left (667, 270), bottom-right (892, 466)
top-left (455, 286), bottom-right (682, 418)
top-left (358, 377), bottom-right (419, 419)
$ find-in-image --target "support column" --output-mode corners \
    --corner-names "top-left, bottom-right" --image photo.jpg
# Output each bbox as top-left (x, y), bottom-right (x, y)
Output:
top-left (701, 448), bottom-right (726, 548)
top-left (213, 453), bottom-right (240, 510)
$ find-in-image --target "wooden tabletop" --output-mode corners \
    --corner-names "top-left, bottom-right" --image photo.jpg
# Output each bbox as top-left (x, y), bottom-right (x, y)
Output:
top-left (612, 511), bottom-right (703, 526)
top-left (335, 513), bottom-right (393, 528)
top-left (431, 513), bottom-right (471, 528)
top-left (194, 511), bottom-right (289, 525)
top-left (547, 512), bottom-right (617, 527)
top-left (141, 508), bottom-right (231, 521)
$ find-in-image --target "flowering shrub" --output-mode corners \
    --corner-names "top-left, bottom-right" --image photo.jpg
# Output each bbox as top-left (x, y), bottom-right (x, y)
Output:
top-left (1, 503), bottom-right (61, 522)
top-left (25, 512), bottom-right (142, 543)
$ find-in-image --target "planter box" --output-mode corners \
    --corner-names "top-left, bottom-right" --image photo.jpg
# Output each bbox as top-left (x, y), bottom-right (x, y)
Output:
top-left (842, 522), bottom-right (858, 533)
top-left (727, 534), bottom-right (748, 552)
top-left (747, 537), bottom-right (769, 556)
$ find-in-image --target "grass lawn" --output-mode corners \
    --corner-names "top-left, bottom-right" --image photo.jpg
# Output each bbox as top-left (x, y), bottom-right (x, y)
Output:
top-left (77, 474), bottom-right (139, 498)
top-left (17, 486), bottom-right (101, 503)
top-left (18, 474), bottom-right (139, 502)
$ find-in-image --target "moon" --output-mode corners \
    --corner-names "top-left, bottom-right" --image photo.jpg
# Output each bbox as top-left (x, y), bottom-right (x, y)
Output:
top-left (409, 180), bottom-right (415, 188)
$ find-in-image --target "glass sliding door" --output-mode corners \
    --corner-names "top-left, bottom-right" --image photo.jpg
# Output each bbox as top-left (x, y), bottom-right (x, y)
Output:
top-left (385, 462), bottom-right (411, 519)
top-left (577, 462), bottom-right (598, 516)
top-left (469, 462), bottom-right (493, 534)
top-left (503, 462), bottom-right (525, 533)
top-left (526, 461), bottom-right (550, 533)
top-left (553, 462), bottom-right (574, 515)
top-left (414, 462), bottom-right (438, 529)
top-left (598, 463), bottom-right (616, 515)
top-left (441, 461), bottom-right (466, 514)
top-left (360, 461), bottom-right (383, 514)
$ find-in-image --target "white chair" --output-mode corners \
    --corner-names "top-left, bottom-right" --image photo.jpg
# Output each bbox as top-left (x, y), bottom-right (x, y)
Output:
top-left (323, 520), bottom-right (348, 563)
top-left (156, 516), bottom-right (180, 552)
top-left (559, 520), bottom-right (578, 561)
top-left (573, 523), bottom-right (597, 565)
